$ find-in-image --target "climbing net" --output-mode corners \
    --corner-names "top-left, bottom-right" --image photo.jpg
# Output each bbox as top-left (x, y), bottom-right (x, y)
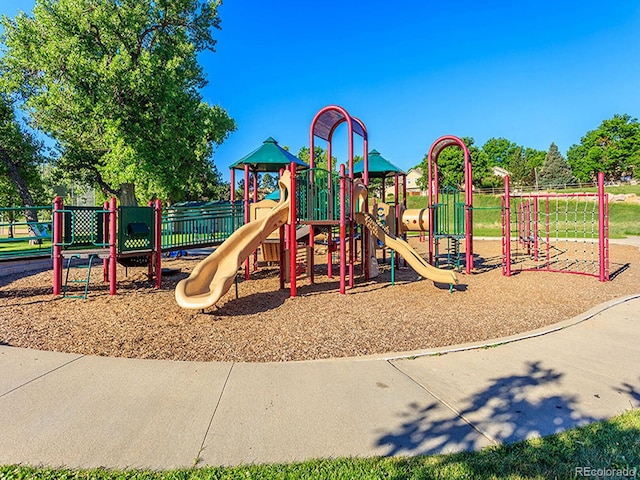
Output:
top-left (502, 179), bottom-right (609, 281)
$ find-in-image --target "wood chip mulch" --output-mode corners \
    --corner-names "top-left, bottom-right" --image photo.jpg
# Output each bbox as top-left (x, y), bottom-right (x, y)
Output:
top-left (1, 239), bottom-right (638, 363)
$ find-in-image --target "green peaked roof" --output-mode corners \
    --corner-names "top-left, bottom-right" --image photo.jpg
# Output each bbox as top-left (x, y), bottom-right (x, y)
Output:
top-left (230, 137), bottom-right (308, 172)
top-left (354, 149), bottom-right (405, 178)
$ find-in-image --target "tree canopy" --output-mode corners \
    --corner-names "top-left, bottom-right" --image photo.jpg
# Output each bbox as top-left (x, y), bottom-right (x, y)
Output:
top-left (0, 0), bottom-right (235, 205)
top-left (567, 114), bottom-right (640, 182)
top-left (0, 94), bottom-right (47, 207)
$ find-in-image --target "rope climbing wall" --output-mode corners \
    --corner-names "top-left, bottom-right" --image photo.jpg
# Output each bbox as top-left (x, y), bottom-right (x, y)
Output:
top-left (502, 173), bottom-right (609, 281)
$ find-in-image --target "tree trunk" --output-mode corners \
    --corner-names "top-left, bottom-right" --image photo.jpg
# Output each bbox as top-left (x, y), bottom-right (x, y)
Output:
top-left (118, 182), bottom-right (137, 206)
top-left (0, 144), bottom-right (41, 240)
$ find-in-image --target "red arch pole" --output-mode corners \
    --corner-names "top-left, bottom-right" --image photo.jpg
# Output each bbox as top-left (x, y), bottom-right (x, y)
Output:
top-left (348, 126), bottom-right (355, 288)
top-left (309, 105), bottom-right (369, 289)
top-left (109, 197), bottom-right (117, 295)
top-left (326, 141), bottom-right (333, 280)
top-left (598, 171), bottom-right (609, 281)
top-left (427, 152), bottom-right (435, 264)
top-left (154, 199), bottom-right (162, 289)
top-left (339, 164), bottom-right (346, 294)
top-left (427, 135), bottom-right (473, 273)
top-left (289, 162), bottom-right (297, 297)
top-left (52, 196), bottom-right (63, 295)
top-left (464, 143), bottom-right (473, 274)
top-left (244, 164), bottom-right (250, 280)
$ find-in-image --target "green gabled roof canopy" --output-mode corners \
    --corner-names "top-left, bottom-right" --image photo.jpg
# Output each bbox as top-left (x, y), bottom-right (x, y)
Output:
top-left (354, 149), bottom-right (405, 178)
top-left (230, 137), bottom-right (308, 172)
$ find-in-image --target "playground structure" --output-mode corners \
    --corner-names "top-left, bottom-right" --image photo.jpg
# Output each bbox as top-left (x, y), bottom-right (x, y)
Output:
top-left (51, 197), bottom-right (163, 297)
top-left (175, 105), bottom-right (459, 309)
top-left (502, 171), bottom-right (609, 281)
top-left (2, 106), bottom-right (612, 303)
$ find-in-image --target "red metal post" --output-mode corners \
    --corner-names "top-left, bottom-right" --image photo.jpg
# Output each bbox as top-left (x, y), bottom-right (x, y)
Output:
top-left (244, 164), bottom-right (250, 280)
top-left (502, 175), bottom-right (511, 277)
top-left (289, 162), bottom-right (297, 297)
top-left (230, 169), bottom-right (235, 202)
top-left (103, 200), bottom-right (109, 282)
top-left (253, 170), bottom-right (258, 272)
top-left (339, 164), bottom-right (346, 294)
top-left (359, 120), bottom-right (369, 281)
top-left (598, 171), bottom-right (608, 281)
top-left (52, 196), bottom-right (63, 295)
top-left (155, 199), bottom-right (162, 289)
top-left (109, 197), bottom-right (117, 295)
top-left (347, 127), bottom-right (354, 288)
top-left (533, 196), bottom-right (539, 261)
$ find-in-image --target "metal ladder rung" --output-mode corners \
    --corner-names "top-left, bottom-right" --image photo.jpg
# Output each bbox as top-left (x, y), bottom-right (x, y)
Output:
top-left (63, 254), bottom-right (97, 300)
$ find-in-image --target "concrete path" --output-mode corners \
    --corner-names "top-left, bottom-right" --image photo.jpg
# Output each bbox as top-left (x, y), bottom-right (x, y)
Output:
top-left (1, 294), bottom-right (639, 470)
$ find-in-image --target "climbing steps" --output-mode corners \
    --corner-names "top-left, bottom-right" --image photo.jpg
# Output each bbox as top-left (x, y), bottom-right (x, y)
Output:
top-left (63, 254), bottom-right (97, 300)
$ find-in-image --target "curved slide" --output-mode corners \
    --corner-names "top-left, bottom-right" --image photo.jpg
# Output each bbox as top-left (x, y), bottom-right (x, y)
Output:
top-left (355, 211), bottom-right (458, 285)
top-left (175, 171), bottom-right (291, 309)
top-left (353, 180), bottom-right (457, 286)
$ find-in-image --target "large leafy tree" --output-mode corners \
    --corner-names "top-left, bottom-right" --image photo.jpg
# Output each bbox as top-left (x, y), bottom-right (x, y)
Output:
top-left (0, 0), bottom-right (235, 205)
top-left (567, 114), bottom-right (640, 182)
top-left (0, 94), bottom-right (47, 232)
top-left (481, 138), bottom-right (545, 186)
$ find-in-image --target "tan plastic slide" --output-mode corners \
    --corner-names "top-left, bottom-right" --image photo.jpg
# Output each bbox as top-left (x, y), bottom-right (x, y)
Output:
top-left (353, 180), bottom-right (458, 286)
top-left (175, 171), bottom-right (291, 309)
top-left (355, 211), bottom-right (458, 285)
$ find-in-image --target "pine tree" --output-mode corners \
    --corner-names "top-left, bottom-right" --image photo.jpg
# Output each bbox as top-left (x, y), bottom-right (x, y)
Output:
top-left (539, 143), bottom-right (575, 188)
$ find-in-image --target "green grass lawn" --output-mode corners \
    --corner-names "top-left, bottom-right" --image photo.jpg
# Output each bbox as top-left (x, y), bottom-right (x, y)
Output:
top-left (1, 408), bottom-right (638, 479)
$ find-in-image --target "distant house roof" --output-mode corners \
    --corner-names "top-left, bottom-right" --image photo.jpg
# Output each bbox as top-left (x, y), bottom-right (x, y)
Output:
top-left (492, 166), bottom-right (510, 177)
top-left (354, 149), bottom-right (405, 178)
top-left (230, 137), bottom-right (308, 172)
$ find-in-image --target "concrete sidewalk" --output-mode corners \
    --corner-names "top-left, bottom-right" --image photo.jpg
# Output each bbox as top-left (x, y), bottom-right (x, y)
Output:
top-left (1, 294), bottom-right (639, 470)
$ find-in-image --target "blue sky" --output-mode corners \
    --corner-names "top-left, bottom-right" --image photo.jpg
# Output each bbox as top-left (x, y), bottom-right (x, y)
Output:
top-left (3, 1), bottom-right (640, 180)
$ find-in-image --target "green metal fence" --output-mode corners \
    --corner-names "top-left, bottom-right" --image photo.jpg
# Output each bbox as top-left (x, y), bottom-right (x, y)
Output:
top-left (296, 168), bottom-right (344, 222)
top-left (0, 206), bottom-right (53, 259)
top-left (1, 200), bottom-right (247, 260)
top-left (433, 186), bottom-right (465, 237)
top-left (60, 206), bottom-right (108, 249)
top-left (161, 201), bottom-right (244, 251)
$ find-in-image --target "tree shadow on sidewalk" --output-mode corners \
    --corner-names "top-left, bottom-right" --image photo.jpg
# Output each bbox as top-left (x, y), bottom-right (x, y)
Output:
top-left (377, 361), bottom-right (597, 457)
